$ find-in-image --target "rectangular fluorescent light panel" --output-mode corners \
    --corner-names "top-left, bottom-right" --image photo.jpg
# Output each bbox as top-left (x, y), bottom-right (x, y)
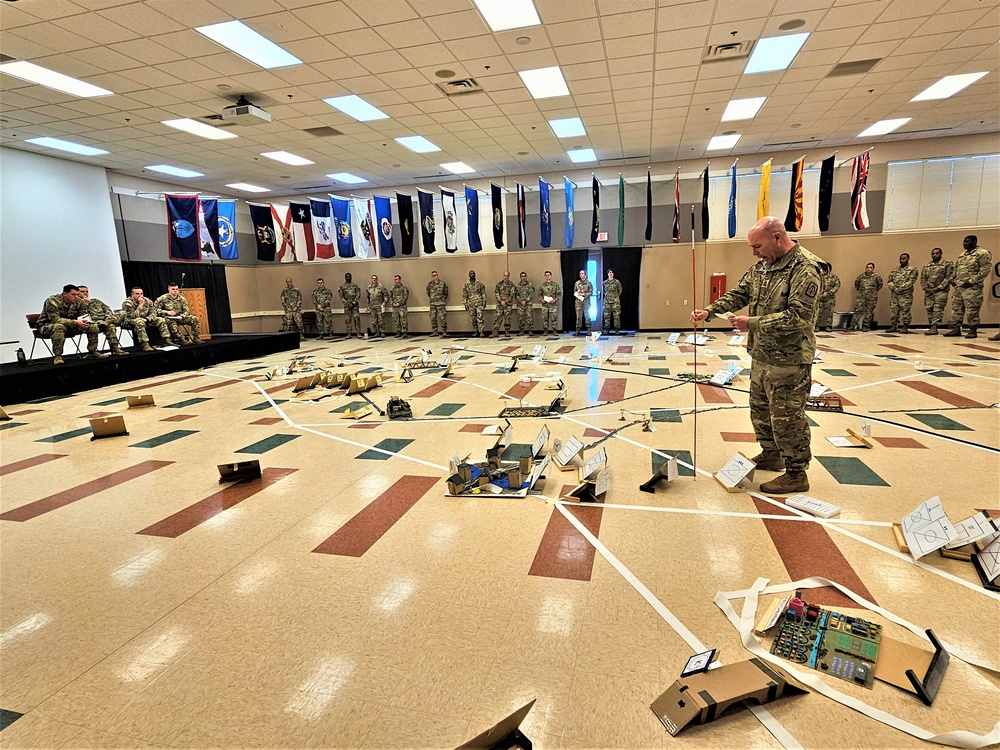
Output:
top-left (857, 117), bottom-right (911, 137)
top-left (567, 148), bottom-right (597, 163)
top-left (226, 182), bottom-right (269, 193)
top-left (707, 133), bottom-right (742, 150)
top-left (324, 95), bottom-right (389, 122)
top-left (395, 135), bottom-right (440, 153)
top-left (440, 162), bottom-right (474, 174)
top-left (146, 164), bottom-right (204, 178)
top-left (473, 0), bottom-right (540, 31)
top-left (195, 20), bottom-right (301, 69)
top-left (25, 136), bottom-right (108, 156)
top-left (744, 33), bottom-right (809, 74)
top-left (549, 117), bottom-right (586, 138)
top-left (0, 60), bottom-right (112, 97)
top-left (911, 72), bottom-right (989, 101)
top-left (721, 96), bottom-right (766, 121)
top-left (518, 66), bottom-right (570, 99)
top-left (162, 118), bottom-right (238, 140)
top-left (260, 151), bottom-right (314, 166)
top-left (327, 172), bottom-right (367, 184)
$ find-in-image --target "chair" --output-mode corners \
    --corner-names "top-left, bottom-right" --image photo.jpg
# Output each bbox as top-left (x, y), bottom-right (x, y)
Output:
top-left (301, 310), bottom-right (318, 338)
top-left (26, 314), bottom-right (82, 360)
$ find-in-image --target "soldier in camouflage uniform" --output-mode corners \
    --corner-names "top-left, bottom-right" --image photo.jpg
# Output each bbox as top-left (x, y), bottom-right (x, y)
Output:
top-left (280, 277), bottom-right (303, 334)
top-left (944, 235), bottom-right (992, 339)
top-left (390, 275), bottom-right (409, 337)
top-left (515, 272), bottom-right (536, 335)
top-left (155, 282), bottom-right (201, 344)
top-left (920, 247), bottom-right (953, 335)
top-left (366, 274), bottom-right (389, 338)
top-left (692, 217), bottom-right (828, 494)
top-left (539, 271), bottom-right (561, 335)
top-left (312, 278), bottom-right (334, 339)
top-left (492, 271), bottom-right (516, 337)
top-left (121, 287), bottom-right (171, 351)
top-left (852, 263), bottom-right (882, 331)
top-left (339, 272), bottom-right (362, 338)
top-left (573, 269), bottom-right (593, 335)
top-left (78, 286), bottom-right (128, 355)
top-left (815, 265), bottom-right (840, 332)
top-left (426, 271), bottom-right (449, 336)
top-left (37, 284), bottom-right (106, 365)
top-left (463, 270), bottom-right (488, 337)
top-left (886, 253), bottom-right (919, 333)
top-left (602, 269), bottom-right (623, 335)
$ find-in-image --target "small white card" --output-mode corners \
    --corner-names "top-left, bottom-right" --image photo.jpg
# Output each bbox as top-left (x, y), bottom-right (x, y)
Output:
top-left (531, 424), bottom-right (549, 457)
top-left (667, 332), bottom-right (681, 345)
top-left (580, 447), bottom-right (607, 481)
top-left (716, 453), bottom-right (755, 489)
top-left (481, 425), bottom-right (501, 435)
top-left (901, 497), bottom-right (958, 559)
top-left (728, 334), bottom-right (746, 346)
top-left (809, 382), bottom-right (829, 398)
top-left (555, 435), bottom-right (583, 466)
top-left (946, 511), bottom-right (998, 549)
top-left (974, 535), bottom-right (1000, 582)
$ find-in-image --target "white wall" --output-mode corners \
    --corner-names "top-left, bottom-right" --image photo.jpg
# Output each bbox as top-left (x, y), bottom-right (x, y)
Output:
top-left (0, 147), bottom-right (125, 363)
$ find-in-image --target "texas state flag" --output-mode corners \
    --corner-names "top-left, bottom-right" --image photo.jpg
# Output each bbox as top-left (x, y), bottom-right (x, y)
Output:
top-left (289, 200), bottom-right (315, 261)
top-left (310, 198), bottom-right (335, 258)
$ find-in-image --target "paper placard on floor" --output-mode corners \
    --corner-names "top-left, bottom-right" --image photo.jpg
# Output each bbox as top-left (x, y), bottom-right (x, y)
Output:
top-left (530, 345), bottom-right (546, 358)
top-left (90, 415), bottom-right (128, 440)
top-left (713, 452), bottom-right (755, 492)
top-left (553, 435), bottom-right (584, 469)
top-left (126, 394), bottom-right (155, 408)
top-left (728, 334), bottom-right (746, 346)
top-left (973, 535), bottom-right (1000, 584)
top-left (666, 332), bottom-right (681, 345)
top-left (946, 511), bottom-right (998, 549)
top-left (579, 446), bottom-right (606, 481)
top-left (901, 497), bottom-right (957, 560)
top-left (531, 424), bottom-right (549, 457)
top-left (809, 382), bottom-right (829, 398)
top-left (826, 428), bottom-right (873, 449)
top-left (684, 333), bottom-right (708, 345)
top-left (593, 466), bottom-right (611, 496)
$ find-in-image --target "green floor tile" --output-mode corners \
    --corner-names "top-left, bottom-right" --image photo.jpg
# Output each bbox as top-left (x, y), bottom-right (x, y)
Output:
top-left (906, 413), bottom-right (973, 431)
top-left (92, 396), bottom-right (127, 406)
top-left (130, 430), bottom-right (198, 449)
top-left (806, 415), bottom-right (819, 427)
top-left (243, 400), bottom-right (288, 411)
top-left (961, 354), bottom-right (998, 361)
top-left (427, 403), bottom-right (463, 416)
top-left (815, 456), bottom-right (889, 486)
top-left (720, 354), bottom-right (740, 360)
top-left (648, 355), bottom-right (666, 361)
top-left (568, 367), bottom-right (591, 375)
top-left (344, 355), bottom-right (365, 360)
top-left (239, 366), bottom-right (268, 372)
top-left (0, 709), bottom-right (24, 731)
top-left (652, 449), bottom-right (694, 476)
top-left (503, 443), bottom-right (535, 461)
top-left (0, 422), bottom-right (26, 431)
top-left (359, 366), bottom-right (382, 373)
top-left (822, 368), bottom-right (856, 377)
top-left (648, 368), bottom-right (671, 376)
top-left (356, 438), bottom-right (414, 460)
top-left (164, 397), bottom-right (211, 409)
top-left (236, 433), bottom-right (300, 454)
top-left (651, 408), bottom-right (681, 422)
top-left (924, 369), bottom-right (960, 377)
top-left (332, 400), bottom-right (369, 413)
top-left (493, 367), bottom-right (514, 374)
top-left (36, 426), bottom-right (93, 443)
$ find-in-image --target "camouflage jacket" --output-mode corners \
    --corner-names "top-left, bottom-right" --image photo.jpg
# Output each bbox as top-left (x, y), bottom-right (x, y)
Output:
top-left (366, 284), bottom-right (389, 307)
top-left (706, 243), bottom-right (827, 366)
top-left (920, 260), bottom-right (954, 293)
top-left (390, 284), bottom-right (409, 307)
top-left (312, 287), bottom-right (334, 309)
top-left (463, 281), bottom-right (487, 307)
top-left (853, 272), bottom-right (883, 296)
top-left (280, 288), bottom-right (302, 312)
top-left (121, 296), bottom-right (159, 321)
top-left (339, 282), bottom-right (361, 308)
top-left (155, 293), bottom-right (191, 316)
top-left (603, 278), bottom-right (623, 302)
top-left (426, 279), bottom-right (449, 304)
top-left (573, 279), bottom-right (593, 302)
top-left (820, 273), bottom-right (841, 300)
top-left (887, 265), bottom-right (918, 295)
top-left (953, 246), bottom-right (992, 287)
top-left (495, 279), bottom-right (516, 305)
top-left (86, 298), bottom-right (117, 321)
top-left (539, 281), bottom-right (561, 305)
top-left (38, 293), bottom-right (85, 329)
top-left (515, 281), bottom-right (535, 305)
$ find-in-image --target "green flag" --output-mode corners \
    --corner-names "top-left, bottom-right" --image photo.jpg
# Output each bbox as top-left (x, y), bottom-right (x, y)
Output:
top-left (618, 174), bottom-right (625, 245)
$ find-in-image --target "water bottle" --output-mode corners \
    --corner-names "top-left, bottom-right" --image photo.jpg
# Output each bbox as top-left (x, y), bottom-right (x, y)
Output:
top-left (16, 348), bottom-right (26, 366)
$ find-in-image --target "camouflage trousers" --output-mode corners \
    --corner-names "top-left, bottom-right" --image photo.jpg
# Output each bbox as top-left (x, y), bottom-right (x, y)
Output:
top-left (315, 310), bottom-right (333, 335)
top-left (517, 304), bottom-right (534, 333)
top-left (38, 322), bottom-right (100, 355)
top-left (574, 301), bottom-right (591, 332)
top-left (467, 304), bottom-right (485, 334)
top-left (343, 305), bottom-right (361, 335)
top-left (852, 293), bottom-right (877, 329)
top-left (816, 299), bottom-right (836, 328)
top-left (949, 284), bottom-right (984, 327)
top-left (603, 299), bottom-right (621, 330)
top-left (166, 314), bottom-right (201, 341)
top-left (281, 310), bottom-right (303, 333)
top-left (888, 291), bottom-right (914, 326)
top-left (126, 316), bottom-right (170, 344)
top-left (429, 304), bottom-right (447, 333)
top-left (493, 303), bottom-right (513, 334)
top-left (923, 290), bottom-right (949, 327)
top-left (750, 362), bottom-right (812, 471)
top-left (369, 308), bottom-right (385, 337)
top-left (392, 306), bottom-right (408, 334)
top-left (541, 304), bottom-right (558, 333)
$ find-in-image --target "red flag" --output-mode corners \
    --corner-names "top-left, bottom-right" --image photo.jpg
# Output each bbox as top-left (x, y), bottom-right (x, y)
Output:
top-left (289, 201), bottom-right (315, 261)
top-left (271, 204), bottom-right (296, 262)
top-left (851, 152), bottom-right (870, 230)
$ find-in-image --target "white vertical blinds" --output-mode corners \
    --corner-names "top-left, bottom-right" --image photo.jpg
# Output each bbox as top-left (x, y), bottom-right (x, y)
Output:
top-left (887, 155), bottom-right (999, 231)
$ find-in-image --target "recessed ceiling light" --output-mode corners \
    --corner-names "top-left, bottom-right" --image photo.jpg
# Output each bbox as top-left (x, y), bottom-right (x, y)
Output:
top-left (721, 96), bottom-right (766, 121)
top-left (549, 117), bottom-right (586, 138)
top-left (327, 172), bottom-right (368, 184)
top-left (857, 117), bottom-right (911, 137)
top-left (707, 133), bottom-right (742, 150)
top-left (146, 164), bottom-right (204, 178)
top-left (518, 66), bottom-right (570, 99)
top-left (435, 69), bottom-right (456, 79)
top-left (323, 94), bottom-right (389, 122)
top-left (473, 0), bottom-right (540, 32)
top-left (195, 20), bottom-right (302, 69)
top-left (0, 60), bottom-right (112, 97)
top-left (260, 150), bottom-right (314, 166)
top-left (778, 19), bottom-right (806, 31)
top-left (441, 162), bottom-right (475, 174)
top-left (161, 118), bottom-right (238, 140)
top-left (25, 136), bottom-right (108, 156)
top-left (395, 135), bottom-right (440, 153)
top-left (911, 72), bottom-right (989, 101)
top-left (226, 182), bottom-right (270, 193)
top-left (515, 36), bottom-right (532, 46)
top-left (567, 148), bottom-right (597, 163)
top-left (744, 33), bottom-right (809, 74)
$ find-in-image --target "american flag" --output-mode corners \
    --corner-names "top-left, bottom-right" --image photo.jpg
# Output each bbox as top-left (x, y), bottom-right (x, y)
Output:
top-left (672, 168), bottom-right (680, 243)
top-left (851, 152), bottom-right (870, 231)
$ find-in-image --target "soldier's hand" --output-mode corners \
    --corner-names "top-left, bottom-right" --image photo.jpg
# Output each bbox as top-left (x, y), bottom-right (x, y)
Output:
top-left (690, 309), bottom-right (710, 326)
top-left (729, 315), bottom-right (750, 331)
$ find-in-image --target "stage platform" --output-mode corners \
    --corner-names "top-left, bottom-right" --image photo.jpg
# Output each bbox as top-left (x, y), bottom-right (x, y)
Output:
top-left (0, 333), bottom-right (300, 406)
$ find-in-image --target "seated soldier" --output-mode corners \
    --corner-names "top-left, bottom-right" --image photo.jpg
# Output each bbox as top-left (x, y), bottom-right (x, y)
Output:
top-left (154, 282), bottom-right (201, 345)
top-left (37, 284), bottom-right (106, 365)
top-left (77, 285), bottom-right (128, 355)
top-left (121, 287), bottom-right (172, 351)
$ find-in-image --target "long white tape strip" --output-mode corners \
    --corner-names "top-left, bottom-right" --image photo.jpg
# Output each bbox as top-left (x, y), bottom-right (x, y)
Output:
top-left (555, 500), bottom-right (893, 527)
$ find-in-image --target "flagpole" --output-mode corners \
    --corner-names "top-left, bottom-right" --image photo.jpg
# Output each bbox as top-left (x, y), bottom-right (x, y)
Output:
top-left (563, 175), bottom-right (577, 187)
top-left (806, 151), bottom-right (838, 170)
top-left (838, 146), bottom-right (874, 168)
top-left (690, 204), bottom-right (698, 481)
top-left (753, 158), bottom-right (773, 175)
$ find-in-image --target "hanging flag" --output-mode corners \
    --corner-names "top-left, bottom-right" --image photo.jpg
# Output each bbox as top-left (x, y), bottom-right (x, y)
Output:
top-left (783, 157), bottom-right (804, 233)
top-left (271, 203), bottom-right (295, 263)
top-left (165, 194), bottom-right (201, 261)
top-left (757, 159), bottom-right (772, 219)
top-left (249, 202), bottom-right (276, 262)
top-left (417, 189), bottom-right (436, 254)
top-left (564, 178), bottom-right (575, 248)
top-left (644, 169), bottom-right (652, 242)
top-left (373, 196), bottom-right (396, 258)
top-left (331, 197), bottom-right (354, 258)
top-left (465, 187), bottom-right (482, 253)
top-left (851, 152), bottom-right (870, 231)
top-left (396, 193), bottom-right (414, 255)
top-left (289, 201), bottom-right (315, 261)
top-left (728, 162), bottom-right (738, 239)
top-left (490, 184), bottom-right (504, 249)
top-left (441, 188), bottom-right (458, 252)
top-left (217, 199), bottom-right (238, 260)
top-left (617, 175), bottom-right (625, 245)
top-left (701, 166), bottom-right (710, 241)
top-left (818, 155), bottom-right (835, 232)
top-left (353, 197), bottom-right (376, 258)
top-left (516, 183), bottom-right (526, 249)
top-left (539, 179), bottom-right (551, 248)
top-left (310, 198), bottom-right (334, 259)
top-left (591, 175), bottom-right (600, 244)
top-left (672, 168), bottom-right (680, 244)
top-left (197, 198), bottom-right (220, 259)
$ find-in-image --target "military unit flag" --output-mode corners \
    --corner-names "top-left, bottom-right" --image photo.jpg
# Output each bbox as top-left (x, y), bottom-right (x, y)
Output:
top-left (617, 174), bottom-right (625, 245)
top-left (197, 198), bottom-right (220, 259)
top-left (590, 175), bottom-right (600, 244)
top-left (758, 159), bottom-right (772, 219)
top-left (672, 168), bottom-right (680, 243)
top-left (441, 188), bottom-right (458, 253)
top-left (373, 196), bottom-right (395, 258)
top-left (310, 198), bottom-right (334, 259)
top-left (353, 197), bottom-right (376, 259)
top-left (564, 178), bottom-right (575, 248)
top-left (851, 152), bottom-right (870, 231)
top-left (701, 166), bottom-right (710, 241)
top-left (332, 197), bottom-right (354, 258)
top-left (516, 182), bottom-right (526, 249)
top-left (728, 161), bottom-right (738, 239)
top-left (396, 193), bottom-right (414, 255)
top-left (166, 194), bottom-right (202, 261)
top-left (417, 189), bottom-right (436, 254)
top-left (465, 187), bottom-right (482, 253)
top-left (539, 179), bottom-right (551, 248)
top-left (818, 155), bottom-right (835, 233)
top-left (289, 201), bottom-right (315, 261)
top-left (784, 157), bottom-right (804, 232)
top-left (644, 169), bottom-right (652, 242)
top-left (217, 199), bottom-right (238, 260)
top-left (248, 202), bottom-right (277, 262)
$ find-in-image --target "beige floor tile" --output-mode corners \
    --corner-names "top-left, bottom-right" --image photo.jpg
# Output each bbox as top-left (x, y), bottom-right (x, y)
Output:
top-left (358, 705), bottom-right (471, 749)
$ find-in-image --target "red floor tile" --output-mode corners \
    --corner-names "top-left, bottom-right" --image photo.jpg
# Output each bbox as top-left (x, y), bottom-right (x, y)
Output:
top-left (873, 436), bottom-right (927, 449)
top-left (900, 380), bottom-right (986, 408)
top-left (0, 453), bottom-right (67, 477)
top-left (529, 485), bottom-right (604, 581)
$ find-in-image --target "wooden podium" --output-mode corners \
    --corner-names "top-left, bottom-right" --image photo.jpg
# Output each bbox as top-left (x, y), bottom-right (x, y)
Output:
top-left (180, 288), bottom-right (211, 341)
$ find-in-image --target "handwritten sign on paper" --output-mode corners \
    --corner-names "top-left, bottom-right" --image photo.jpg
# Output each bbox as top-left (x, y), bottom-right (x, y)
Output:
top-left (809, 382), bottom-right (829, 398)
top-left (667, 333), bottom-right (681, 345)
top-left (974, 535), bottom-right (1000, 582)
top-left (531, 424), bottom-right (549, 458)
top-left (729, 334), bottom-right (746, 346)
top-left (946, 511), bottom-right (998, 549)
top-left (580, 447), bottom-right (607, 481)
top-left (716, 454), bottom-right (755, 489)
top-left (555, 436), bottom-right (583, 466)
top-left (594, 467), bottom-right (611, 497)
top-left (901, 497), bottom-right (958, 559)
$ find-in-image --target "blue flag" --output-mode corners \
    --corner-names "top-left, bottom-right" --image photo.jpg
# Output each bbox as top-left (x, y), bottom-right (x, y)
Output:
top-left (539, 179), bottom-right (551, 248)
top-left (217, 199), bottom-right (238, 259)
top-left (248, 202), bottom-right (276, 262)
top-left (166, 194), bottom-right (201, 260)
top-left (465, 187), bottom-right (482, 253)
top-left (564, 178), bottom-right (575, 248)
top-left (310, 198), bottom-right (334, 259)
top-left (728, 161), bottom-right (737, 239)
top-left (199, 198), bottom-right (220, 259)
top-left (373, 196), bottom-right (396, 258)
top-left (418, 189), bottom-right (436, 254)
top-left (331, 197), bottom-right (354, 258)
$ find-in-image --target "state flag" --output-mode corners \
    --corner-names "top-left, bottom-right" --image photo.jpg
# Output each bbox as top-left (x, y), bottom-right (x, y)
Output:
top-left (397, 193), bottom-right (415, 255)
top-left (332, 197), bottom-right (354, 258)
top-left (466, 187), bottom-right (482, 253)
top-left (516, 182), bottom-right (526, 249)
top-left (248, 202), bottom-right (276, 262)
top-left (539, 179), bottom-right (551, 248)
top-left (491, 184), bottom-right (504, 249)
top-left (590, 176), bottom-right (600, 244)
top-left (353, 197), bottom-right (376, 259)
top-left (701, 166), bottom-right (710, 241)
top-left (758, 159), bottom-right (772, 219)
top-left (784, 157), bottom-right (804, 233)
top-left (818, 155), bottom-right (835, 233)
top-left (217, 199), bottom-right (238, 259)
top-left (165, 194), bottom-right (201, 261)
top-left (617, 174), bottom-right (625, 245)
top-left (417, 189), bottom-right (436, 254)
top-left (310, 198), bottom-right (334, 259)
top-left (441, 188), bottom-right (458, 252)
top-left (851, 152), bottom-right (870, 231)
top-left (564, 178), bottom-right (575, 248)
top-left (644, 169), bottom-right (652, 242)
top-left (374, 196), bottom-right (395, 258)
top-left (198, 198), bottom-right (220, 259)
top-left (272, 204), bottom-right (295, 262)
top-left (728, 162), bottom-right (737, 239)
top-left (289, 201), bottom-right (315, 261)
top-left (672, 168), bottom-right (680, 243)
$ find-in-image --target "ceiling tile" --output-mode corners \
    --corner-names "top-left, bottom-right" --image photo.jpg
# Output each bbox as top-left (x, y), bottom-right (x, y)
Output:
top-left (536, 0), bottom-right (598, 24)
top-left (292, 2), bottom-right (367, 35)
top-left (546, 19), bottom-right (603, 46)
top-left (376, 19), bottom-right (439, 49)
top-left (398, 42), bottom-right (456, 68)
top-left (599, 9), bottom-right (655, 39)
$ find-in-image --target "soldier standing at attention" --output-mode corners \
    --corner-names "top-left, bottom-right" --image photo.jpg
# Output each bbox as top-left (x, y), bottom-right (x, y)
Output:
top-left (426, 271), bottom-right (449, 337)
top-left (852, 263), bottom-right (882, 331)
top-left (280, 277), bottom-right (303, 334)
top-left (390, 275), bottom-right (409, 338)
top-left (815, 264), bottom-right (840, 332)
top-left (539, 271), bottom-right (561, 336)
top-left (602, 268), bottom-right (623, 335)
top-left (339, 272), bottom-right (362, 339)
top-left (573, 269), bottom-right (593, 335)
top-left (920, 247), bottom-right (953, 335)
top-left (944, 235), bottom-right (992, 339)
top-left (77, 286), bottom-right (128, 355)
top-left (121, 287), bottom-right (171, 351)
top-left (886, 253), bottom-right (918, 333)
top-left (366, 274), bottom-right (389, 339)
top-left (515, 271), bottom-right (536, 335)
top-left (463, 270), bottom-right (488, 337)
top-left (155, 282), bottom-right (201, 344)
top-left (691, 217), bottom-right (827, 494)
top-left (37, 284), bottom-right (106, 365)
top-left (312, 278), bottom-right (334, 340)
top-left (492, 270), bottom-right (516, 337)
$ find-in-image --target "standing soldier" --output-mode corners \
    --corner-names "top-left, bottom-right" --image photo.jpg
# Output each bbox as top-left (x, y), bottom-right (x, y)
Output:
top-left (852, 263), bottom-right (882, 331)
top-left (886, 253), bottom-right (919, 333)
top-left (515, 271), bottom-right (536, 335)
top-left (539, 271), bottom-right (561, 336)
top-left (312, 278), bottom-right (334, 340)
top-left (463, 270), bottom-right (488, 337)
top-left (280, 277), bottom-right (303, 334)
top-left (77, 286), bottom-right (129, 355)
top-left (37, 284), bottom-right (106, 365)
top-left (944, 235), bottom-right (992, 339)
top-left (815, 264), bottom-right (840, 332)
top-left (121, 287), bottom-right (171, 351)
top-left (573, 269), bottom-right (593, 335)
top-left (155, 282), bottom-right (201, 344)
top-left (339, 272), bottom-right (362, 339)
top-left (920, 247), bottom-right (953, 335)
top-left (602, 268), bottom-right (623, 335)
top-left (366, 274), bottom-right (389, 339)
top-left (390, 274), bottom-right (409, 338)
top-left (426, 271), bottom-right (449, 337)
top-left (492, 271), bottom-right (516, 337)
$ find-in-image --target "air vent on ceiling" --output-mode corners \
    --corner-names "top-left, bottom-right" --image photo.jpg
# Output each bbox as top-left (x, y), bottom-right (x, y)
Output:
top-left (0, 53), bottom-right (15, 63)
top-left (827, 58), bottom-right (881, 77)
top-left (435, 78), bottom-right (483, 96)
top-left (413, 174), bottom-right (445, 180)
top-left (764, 140), bottom-right (820, 147)
top-left (303, 126), bottom-right (344, 138)
top-left (293, 184), bottom-right (332, 192)
top-left (702, 41), bottom-right (754, 63)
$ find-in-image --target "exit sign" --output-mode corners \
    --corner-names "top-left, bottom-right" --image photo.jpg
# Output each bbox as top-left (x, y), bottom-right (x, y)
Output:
top-left (596, 232), bottom-right (608, 242)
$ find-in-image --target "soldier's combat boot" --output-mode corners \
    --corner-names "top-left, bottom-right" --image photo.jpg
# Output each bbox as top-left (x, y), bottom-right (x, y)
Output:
top-left (988, 331), bottom-right (1000, 341)
top-left (965, 326), bottom-right (978, 339)
top-left (900, 325), bottom-right (909, 334)
top-left (824, 326), bottom-right (833, 332)
top-left (760, 471), bottom-right (809, 494)
top-left (53, 355), bottom-right (65, 365)
top-left (943, 326), bottom-right (962, 337)
top-left (112, 347), bottom-right (130, 356)
top-left (750, 449), bottom-right (785, 471)
top-left (887, 323), bottom-right (898, 332)
top-left (925, 326), bottom-right (938, 335)
top-left (141, 343), bottom-right (155, 352)
top-left (87, 350), bottom-right (109, 360)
